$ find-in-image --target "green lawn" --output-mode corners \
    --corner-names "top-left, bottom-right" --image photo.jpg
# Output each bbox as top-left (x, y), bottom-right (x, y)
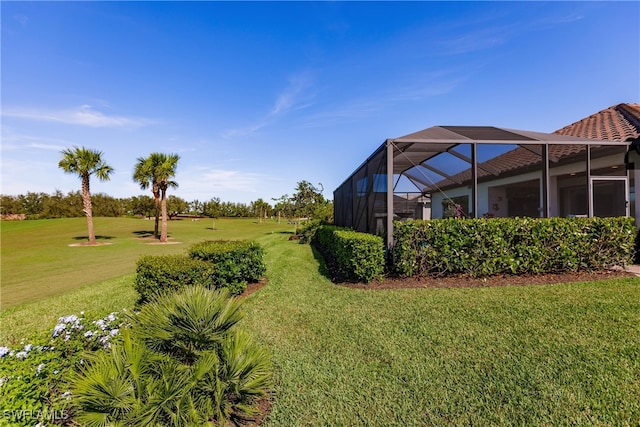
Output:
top-left (242, 235), bottom-right (640, 426)
top-left (2, 218), bottom-right (639, 425)
top-left (1, 217), bottom-right (294, 309)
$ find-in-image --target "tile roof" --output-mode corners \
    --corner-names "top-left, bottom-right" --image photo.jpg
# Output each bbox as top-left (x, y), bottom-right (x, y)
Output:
top-left (554, 103), bottom-right (640, 142)
top-left (430, 103), bottom-right (638, 190)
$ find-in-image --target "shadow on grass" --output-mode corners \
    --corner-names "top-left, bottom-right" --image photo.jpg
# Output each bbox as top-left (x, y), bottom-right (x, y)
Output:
top-left (276, 231), bottom-right (295, 235)
top-left (132, 230), bottom-right (155, 238)
top-left (311, 244), bottom-right (334, 282)
top-left (73, 235), bottom-right (114, 241)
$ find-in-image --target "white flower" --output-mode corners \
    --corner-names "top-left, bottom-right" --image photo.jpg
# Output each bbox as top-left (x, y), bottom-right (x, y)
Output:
top-left (61, 391), bottom-right (72, 399)
top-left (84, 331), bottom-right (94, 338)
top-left (60, 314), bottom-right (78, 324)
top-left (110, 329), bottom-right (119, 336)
top-left (52, 323), bottom-right (66, 337)
top-left (36, 363), bottom-right (46, 375)
top-left (24, 344), bottom-right (33, 352)
top-left (15, 351), bottom-right (28, 359)
top-left (94, 319), bottom-right (106, 329)
top-left (107, 313), bottom-right (117, 322)
top-left (0, 346), bottom-right (9, 357)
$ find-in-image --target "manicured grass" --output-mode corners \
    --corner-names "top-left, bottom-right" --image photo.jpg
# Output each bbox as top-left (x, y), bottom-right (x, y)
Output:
top-left (242, 235), bottom-right (640, 426)
top-left (1, 217), bottom-right (294, 309)
top-left (2, 218), bottom-right (639, 424)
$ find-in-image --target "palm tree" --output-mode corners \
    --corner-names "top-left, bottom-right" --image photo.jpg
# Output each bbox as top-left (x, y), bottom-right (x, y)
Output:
top-left (72, 287), bottom-right (272, 426)
top-left (58, 147), bottom-right (113, 244)
top-left (133, 153), bottom-right (179, 242)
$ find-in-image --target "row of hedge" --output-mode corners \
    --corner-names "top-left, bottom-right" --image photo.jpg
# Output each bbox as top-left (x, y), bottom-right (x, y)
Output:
top-left (392, 217), bottom-right (636, 277)
top-left (313, 225), bottom-right (385, 283)
top-left (135, 240), bottom-right (266, 303)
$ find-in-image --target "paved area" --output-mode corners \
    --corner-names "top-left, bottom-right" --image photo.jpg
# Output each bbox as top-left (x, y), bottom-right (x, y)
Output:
top-left (624, 264), bottom-right (640, 276)
top-left (625, 264), bottom-right (640, 276)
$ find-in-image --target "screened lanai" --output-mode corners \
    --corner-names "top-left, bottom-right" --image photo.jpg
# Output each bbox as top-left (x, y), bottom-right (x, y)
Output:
top-left (333, 126), bottom-right (633, 248)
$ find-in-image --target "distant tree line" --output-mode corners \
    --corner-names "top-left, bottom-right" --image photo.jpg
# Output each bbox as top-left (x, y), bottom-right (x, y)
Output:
top-left (5, 145), bottom-right (332, 245)
top-left (1, 180), bottom-right (333, 223)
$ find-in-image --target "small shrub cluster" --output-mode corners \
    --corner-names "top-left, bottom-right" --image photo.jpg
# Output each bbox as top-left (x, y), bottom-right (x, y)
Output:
top-left (72, 286), bottom-right (272, 426)
top-left (392, 217), bottom-right (636, 277)
top-left (297, 219), bottom-right (325, 244)
top-left (0, 311), bottom-right (126, 426)
top-left (134, 240), bottom-right (266, 302)
top-left (134, 255), bottom-right (216, 303)
top-left (189, 240), bottom-right (266, 295)
top-left (314, 225), bottom-right (385, 283)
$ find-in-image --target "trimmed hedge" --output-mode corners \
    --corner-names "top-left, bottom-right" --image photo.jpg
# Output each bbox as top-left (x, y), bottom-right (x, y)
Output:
top-left (392, 217), bottom-right (636, 277)
top-left (188, 240), bottom-right (266, 294)
top-left (135, 255), bottom-right (217, 303)
top-left (314, 225), bottom-right (385, 283)
top-left (135, 240), bottom-right (266, 302)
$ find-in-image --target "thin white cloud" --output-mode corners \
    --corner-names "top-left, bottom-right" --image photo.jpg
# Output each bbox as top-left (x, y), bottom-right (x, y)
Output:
top-left (199, 169), bottom-right (267, 192)
top-left (174, 166), bottom-right (282, 201)
top-left (299, 99), bottom-right (382, 128)
top-left (2, 105), bottom-right (155, 128)
top-left (300, 68), bottom-right (468, 128)
top-left (1, 131), bottom-right (71, 152)
top-left (13, 14), bottom-right (29, 26)
top-left (223, 71), bottom-right (316, 138)
top-left (438, 26), bottom-right (511, 56)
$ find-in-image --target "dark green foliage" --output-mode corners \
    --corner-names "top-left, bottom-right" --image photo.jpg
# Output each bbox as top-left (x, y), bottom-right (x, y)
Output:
top-left (71, 286), bottom-right (272, 426)
top-left (134, 255), bottom-right (216, 303)
top-left (189, 240), bottom-right (266, 295)
top-left (298, 219), bottom-right (325, 243)
top-left (314, 225), bottom-right (385, 282)
top-left (392, 217), bottom-right (636, 277)
top-left (0, 311), bottom-right (125, 426)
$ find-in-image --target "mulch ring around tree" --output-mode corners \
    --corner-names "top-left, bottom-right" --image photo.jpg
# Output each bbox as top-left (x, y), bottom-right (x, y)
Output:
top-left (68, 242), bottom-right (114, 247)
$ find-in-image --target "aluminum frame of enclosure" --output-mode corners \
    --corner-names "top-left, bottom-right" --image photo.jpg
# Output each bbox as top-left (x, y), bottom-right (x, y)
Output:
top-left (333, 126), bottom-right (631, 249)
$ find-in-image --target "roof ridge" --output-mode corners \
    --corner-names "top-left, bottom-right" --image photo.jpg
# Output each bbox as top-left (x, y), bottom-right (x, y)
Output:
top-left (617, 103), bottom-right (640, 133)
top-left (553, 102), bottom-right (640, 141)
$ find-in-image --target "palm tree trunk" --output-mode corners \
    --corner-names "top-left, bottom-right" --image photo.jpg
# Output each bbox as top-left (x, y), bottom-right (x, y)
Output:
top-left (160, 189), bottom-right (168, 242)
top-left (81, 174), bottom-right (96, 244)
top-left (154, 198), bottom-right (160, 239)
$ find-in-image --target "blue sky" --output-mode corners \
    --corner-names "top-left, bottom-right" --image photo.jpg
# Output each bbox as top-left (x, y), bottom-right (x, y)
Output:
top-left (2, 1), bottom-right (639, 204)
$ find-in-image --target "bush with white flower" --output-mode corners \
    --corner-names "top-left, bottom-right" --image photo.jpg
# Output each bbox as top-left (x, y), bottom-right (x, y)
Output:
top-left (0, 310), bottom-right (128, 426)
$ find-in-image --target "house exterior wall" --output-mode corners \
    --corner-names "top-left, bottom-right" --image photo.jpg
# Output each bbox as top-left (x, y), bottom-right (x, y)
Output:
top-left (429, 152), bottom-right (629, 219)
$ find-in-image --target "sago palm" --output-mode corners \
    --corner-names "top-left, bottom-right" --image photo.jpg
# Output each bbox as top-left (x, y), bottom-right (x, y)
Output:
top-left (72, 330), bottom-right (211, 426)
top-left (73, 286), bottom-right (272, 426)
top-left (213, 330), bottom-right (273, 425)
top-left (132, 153), bottom-right (179, 242)
top-left (58, 146), bottom-right (113, 244)
top-left (134, 286), bottom-right (244, 364)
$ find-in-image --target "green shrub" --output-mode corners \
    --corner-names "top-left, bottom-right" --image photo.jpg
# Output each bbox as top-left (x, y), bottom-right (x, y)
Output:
top-left (71, 286), bottom-right (272, 427)
top-left (298, 219), bottom-right (325, 244)
top-left (392, 217), bottom-right (636, 278)
top-left (134, 255), bottom-right (216, 303)
top-left (314, 225), bottom-right (385, 283)
top-left (0, 311), bottom-right (126, 426)
top-left (188, 240), bottom-right (266, 295)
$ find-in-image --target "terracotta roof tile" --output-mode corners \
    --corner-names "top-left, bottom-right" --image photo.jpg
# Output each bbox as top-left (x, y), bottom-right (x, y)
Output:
top-left (554, 103), bottom-right (640, 142)
top-left (433, 103), bottom-right (638, 190)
